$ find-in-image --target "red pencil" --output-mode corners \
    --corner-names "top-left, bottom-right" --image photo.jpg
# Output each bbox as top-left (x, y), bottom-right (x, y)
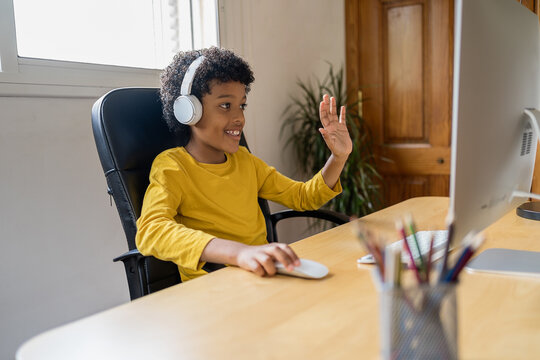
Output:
top-left (426, 233), bottom-right (435, 283)
top-left (353, 223), bottom-right (385, 280)
top-left (396, 220), bottom-right (422, 284)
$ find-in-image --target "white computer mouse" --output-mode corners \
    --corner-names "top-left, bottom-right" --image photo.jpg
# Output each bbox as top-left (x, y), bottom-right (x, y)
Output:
top-left (275, 258), bottom-right (329, 279)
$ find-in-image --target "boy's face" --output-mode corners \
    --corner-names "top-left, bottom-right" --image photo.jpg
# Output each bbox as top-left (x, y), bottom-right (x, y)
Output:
top-left (187, 80), bottom-right (247, 163)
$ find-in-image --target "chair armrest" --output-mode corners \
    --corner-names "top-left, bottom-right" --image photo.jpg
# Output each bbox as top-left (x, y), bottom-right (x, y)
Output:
top-left (270, 209), bottom-right (349, 226)
top-left (267, 209), bottom-right (349, 243)
top-left (113, 248), bottom-right (147, 263)
top-left (113, 249), bottom-right (150, 300)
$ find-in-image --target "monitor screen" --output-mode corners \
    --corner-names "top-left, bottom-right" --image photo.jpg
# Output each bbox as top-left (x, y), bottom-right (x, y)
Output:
top-left (450, 0), bottom-right (540, 244)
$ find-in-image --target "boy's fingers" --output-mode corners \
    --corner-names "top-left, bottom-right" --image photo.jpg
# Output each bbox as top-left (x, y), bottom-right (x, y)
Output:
top-left (339, 106), bottom-right (346, 124)
top-left (268, 246), bottom-right (295, 270)
top-left (319, 101), bottom-right (330, 127)
top-left (277, 243), bottom-right (301, 266)
top-left (323, 93), bottom-right (330, 104)
top-left (249, 259), bottom-right (265, 277)
top-left (269, 248), bottom-right (292, 270)
top-left (256, 253), bottom-right (276, 276)
top-left (330, 97), bottom-right (336, 116)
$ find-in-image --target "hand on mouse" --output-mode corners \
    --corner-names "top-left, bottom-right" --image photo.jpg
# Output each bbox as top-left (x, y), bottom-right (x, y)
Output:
top-left (236, 243), bottom-right (301, 277)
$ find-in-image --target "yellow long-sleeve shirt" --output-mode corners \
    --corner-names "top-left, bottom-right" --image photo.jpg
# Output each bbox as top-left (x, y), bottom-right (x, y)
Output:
top-left (135, 146), bottom-right (341, 281)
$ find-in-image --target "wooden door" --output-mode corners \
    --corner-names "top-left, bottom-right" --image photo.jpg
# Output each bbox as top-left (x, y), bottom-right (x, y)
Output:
top-left (520, 0), bottom-right (537, 13)
top-left (346, 0), bottom-right (540, 207)
top-left (346, 0), bottom-right (453, 208)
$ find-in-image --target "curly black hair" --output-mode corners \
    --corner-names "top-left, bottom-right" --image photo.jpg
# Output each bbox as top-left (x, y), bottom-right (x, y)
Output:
top-left (160, 46), bottom-right (255, 145)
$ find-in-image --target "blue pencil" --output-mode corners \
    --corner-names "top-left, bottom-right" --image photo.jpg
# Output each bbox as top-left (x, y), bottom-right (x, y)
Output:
top-left (444, 246), bottom-right (472, 282)
top-left (439, 214), bottom-right (455, 282)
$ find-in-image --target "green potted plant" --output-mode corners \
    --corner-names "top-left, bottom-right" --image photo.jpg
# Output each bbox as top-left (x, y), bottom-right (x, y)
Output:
top-left (281, 64), bottom-right (381, 217)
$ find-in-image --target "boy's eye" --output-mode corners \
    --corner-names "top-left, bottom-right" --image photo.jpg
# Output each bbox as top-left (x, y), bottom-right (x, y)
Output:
top-left (219, 103), bottom-right (247, 110)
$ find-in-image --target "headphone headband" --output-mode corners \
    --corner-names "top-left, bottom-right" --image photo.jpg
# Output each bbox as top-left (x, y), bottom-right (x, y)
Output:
top-left (173, 53), bottom-right (205, 125)
top-left (180, 55), bottom-right (205, 96)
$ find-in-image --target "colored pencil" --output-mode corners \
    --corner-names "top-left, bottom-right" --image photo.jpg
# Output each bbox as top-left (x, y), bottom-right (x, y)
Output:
top-left (444, 231), bottom-right (477, 282)
top-left (396, 219), bottom-right (422, 284)
top-left (353, 222), bottom-right (385, 279)
top-left (444, 246), bottom-right (472, 282)
top-left (405, 214), bottom-right (426, 273)
top-left (425, 233), bottom-right (435, 283)
top-left (439, 213), bottom-right (455, 282)
top-left (449, 233), bottom-right (485, 281)
top-left (384, 246), bottom-right (399, 287)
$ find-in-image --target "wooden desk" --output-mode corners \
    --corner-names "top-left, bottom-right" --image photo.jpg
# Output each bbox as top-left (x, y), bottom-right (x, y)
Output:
top-left (17, 197), bottom-right (540, 359)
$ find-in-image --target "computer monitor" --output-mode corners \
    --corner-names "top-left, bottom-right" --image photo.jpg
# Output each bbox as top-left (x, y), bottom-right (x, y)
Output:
top-left (450, 0), bottom-right (540, 245)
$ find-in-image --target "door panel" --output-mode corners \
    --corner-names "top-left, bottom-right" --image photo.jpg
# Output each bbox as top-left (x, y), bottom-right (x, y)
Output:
top-left (383, 174), bottom-right (450, 206)
top-left (346, 0), bottom-right (453, 207)
top-left (383, 176), bottom-right (427, 206)
top-left (384, 4), bottom-right (425, 143)
top-left (378, 146), bottom-right (450, 175)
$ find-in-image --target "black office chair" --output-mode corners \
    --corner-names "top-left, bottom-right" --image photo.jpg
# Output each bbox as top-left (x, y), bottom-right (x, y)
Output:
top-left (92, 87), bottom-right (349, 300)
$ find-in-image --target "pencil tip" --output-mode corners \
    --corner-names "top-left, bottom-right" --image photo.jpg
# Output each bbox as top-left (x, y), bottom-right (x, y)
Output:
top-left (462, 231), bottom-right (477, 246)
top-left (472, 233), bottom-right (485, 249)
top-left (404, 213), bottom-right (413, 223)
top-left (445, 212), bottom-right (455, 226)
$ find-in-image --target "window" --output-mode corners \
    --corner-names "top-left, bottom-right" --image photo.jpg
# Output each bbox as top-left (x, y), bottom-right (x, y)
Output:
top-left (12, 0), bottom-right (219, 69)
top-left (0, 0), bottom-right (219, 97)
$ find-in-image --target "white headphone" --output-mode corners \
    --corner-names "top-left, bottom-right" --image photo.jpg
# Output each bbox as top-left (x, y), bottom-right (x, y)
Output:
top-left (173, 54), bottom-right (205, 125)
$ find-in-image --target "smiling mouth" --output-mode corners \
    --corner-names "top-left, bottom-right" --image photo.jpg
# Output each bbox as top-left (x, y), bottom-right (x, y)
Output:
top-left (225, 130), bottom-right (241, 136)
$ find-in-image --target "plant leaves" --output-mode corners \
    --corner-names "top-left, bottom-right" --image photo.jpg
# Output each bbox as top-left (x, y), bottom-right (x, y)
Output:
top-left (280, 63), bottom-right (381, 217)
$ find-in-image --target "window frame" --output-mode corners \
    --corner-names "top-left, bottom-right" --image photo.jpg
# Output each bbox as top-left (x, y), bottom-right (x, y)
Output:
top-left (0, 0), bottom-right (219, 98)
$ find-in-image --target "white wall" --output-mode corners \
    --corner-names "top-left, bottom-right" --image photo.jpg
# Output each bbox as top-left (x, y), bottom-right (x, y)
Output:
top-left (220, 0), bottom-right (346, 242)
top-left (0, 1), bottom-right (345, 358)
top-left (0, 96), bottom-right (132, 360)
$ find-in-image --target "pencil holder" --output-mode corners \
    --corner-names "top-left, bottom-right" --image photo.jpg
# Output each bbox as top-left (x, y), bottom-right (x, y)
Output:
top-left (379, 283), bottom-right (458, 360)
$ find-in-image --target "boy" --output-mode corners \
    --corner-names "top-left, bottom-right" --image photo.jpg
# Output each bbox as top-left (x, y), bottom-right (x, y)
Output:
top-left (136, 47), bottom-right (352, 281)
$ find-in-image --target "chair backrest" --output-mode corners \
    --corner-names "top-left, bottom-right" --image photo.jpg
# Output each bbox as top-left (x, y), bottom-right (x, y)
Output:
top-left (92, 88), bottom-right (184, 296)
top-left (91, 87), bottom-right (275, 296)
top-left (92, 88), bottom-right (178, 247)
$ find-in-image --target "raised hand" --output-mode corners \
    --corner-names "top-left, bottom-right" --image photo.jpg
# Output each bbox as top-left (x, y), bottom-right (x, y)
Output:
top-left (319, 94), bottom-right (353, 160)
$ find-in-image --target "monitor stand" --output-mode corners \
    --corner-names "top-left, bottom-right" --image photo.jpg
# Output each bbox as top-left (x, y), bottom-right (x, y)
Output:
top-left (478, 110), bottom-right (540, 277)
top-left (515, 109), bottom-right (540, 221)
top-left (466, 248), bottom-right (540, 278)
top-left (517, 201), bottom-right (540, 220)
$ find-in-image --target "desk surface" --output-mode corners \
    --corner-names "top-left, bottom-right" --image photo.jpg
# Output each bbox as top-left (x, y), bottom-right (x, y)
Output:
top-left (17, 197), bottom-right (540, 359)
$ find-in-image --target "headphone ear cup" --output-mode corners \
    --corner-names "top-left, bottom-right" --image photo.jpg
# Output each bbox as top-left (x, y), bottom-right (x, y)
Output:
top-left (189, 95), bottom-right (203, 125)
top-left (173, 95), bottom-right (203, 125)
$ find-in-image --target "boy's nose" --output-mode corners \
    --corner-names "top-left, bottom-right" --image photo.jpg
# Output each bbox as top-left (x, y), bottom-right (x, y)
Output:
top-left (232, 111), bottom-right (245, 125)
